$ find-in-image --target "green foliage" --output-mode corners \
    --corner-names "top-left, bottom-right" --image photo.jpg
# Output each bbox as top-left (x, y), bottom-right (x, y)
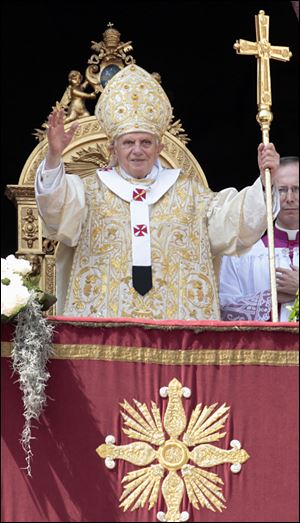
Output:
top-left (288, 290), bottom-right (299, 322)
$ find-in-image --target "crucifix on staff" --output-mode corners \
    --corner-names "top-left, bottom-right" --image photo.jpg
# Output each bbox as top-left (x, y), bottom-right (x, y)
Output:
top-left (234, 9), bottom-right (292, 322)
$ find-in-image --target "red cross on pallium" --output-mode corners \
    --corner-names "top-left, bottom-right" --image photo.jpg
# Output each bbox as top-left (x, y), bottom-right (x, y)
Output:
top-left (133, 188), bottom-right (146, 201)
top-left (133, 224), bottom-right (148, 236)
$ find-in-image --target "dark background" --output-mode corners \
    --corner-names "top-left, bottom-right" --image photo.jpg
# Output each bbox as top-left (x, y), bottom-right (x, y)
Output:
top-left (1, 0), bottom-right (298, 257)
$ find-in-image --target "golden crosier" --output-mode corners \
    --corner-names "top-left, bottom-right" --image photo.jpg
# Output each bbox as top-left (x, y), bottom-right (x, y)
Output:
top-left (234, 10), bottom-right (292, 322)
top-left (96, 378), bottom-right (250, 522)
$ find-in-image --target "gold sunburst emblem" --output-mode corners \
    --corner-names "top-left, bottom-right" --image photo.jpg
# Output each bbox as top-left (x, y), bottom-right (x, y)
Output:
top-left (96, 378), bottom-right (250, 522)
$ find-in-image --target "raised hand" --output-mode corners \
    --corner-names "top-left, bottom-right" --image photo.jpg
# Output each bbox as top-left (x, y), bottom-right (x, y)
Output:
top-left (45, 108), bottom-right (79, 169)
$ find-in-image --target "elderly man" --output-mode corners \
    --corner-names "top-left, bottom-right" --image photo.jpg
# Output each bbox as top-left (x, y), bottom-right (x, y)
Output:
top-left (35, 64), bottom-right (279, 319)
top-left (219, 156), bottom-right (299, 321)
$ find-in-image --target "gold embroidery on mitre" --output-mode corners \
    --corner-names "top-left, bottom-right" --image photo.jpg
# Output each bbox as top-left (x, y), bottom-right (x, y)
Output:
top-left (96, 378), bottom-right (250, 522)
top-left (95, 64), bottom-right (173, 140)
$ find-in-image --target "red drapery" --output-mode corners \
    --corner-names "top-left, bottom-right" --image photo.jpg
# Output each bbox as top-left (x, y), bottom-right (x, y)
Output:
top-left (1, 317), bottom-right (299, 522)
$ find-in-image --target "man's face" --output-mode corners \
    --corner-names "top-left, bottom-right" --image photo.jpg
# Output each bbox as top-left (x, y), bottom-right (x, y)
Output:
top-left (111, 132), bottom-right (163, 179)
top-left (275, 162), bottom-right (299, 229)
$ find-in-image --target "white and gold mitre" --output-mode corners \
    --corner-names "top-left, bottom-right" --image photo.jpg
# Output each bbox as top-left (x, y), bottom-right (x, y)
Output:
top-left (95, 64), bottom-right (173, 141)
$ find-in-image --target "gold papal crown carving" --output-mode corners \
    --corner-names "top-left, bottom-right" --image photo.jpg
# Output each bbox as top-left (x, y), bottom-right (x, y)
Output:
top-left (96, 378), bottom-right (250, 522)
top-left (33, 23), bottom-right (190, 145)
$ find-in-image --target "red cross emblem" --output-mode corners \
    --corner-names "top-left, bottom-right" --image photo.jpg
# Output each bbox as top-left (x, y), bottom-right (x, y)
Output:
top-left (133, 188), bottom-right (146, 201)
top-left (133, 224), bottom-right (148, 236)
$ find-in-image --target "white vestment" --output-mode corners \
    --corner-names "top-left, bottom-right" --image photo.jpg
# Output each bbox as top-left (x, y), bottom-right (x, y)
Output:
top-left (219, 226), bottom-right (299, 321)
top-left (35, 160), bottom-right (278, 320)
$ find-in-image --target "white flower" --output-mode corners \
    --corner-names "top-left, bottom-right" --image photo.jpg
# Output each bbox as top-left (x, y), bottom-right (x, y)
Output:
top-left (1, 257), bottom-right (14, 280)
top-left (1, 256), bottom-right (33, 318)
top-left (1, 280), bottom-right (31, 318)
top-left (5, 254), bottom-right (32, 276)
top-left (1, 253), bottom-right (56, 323)
top-left (5, 272), bottom-right (23, 287)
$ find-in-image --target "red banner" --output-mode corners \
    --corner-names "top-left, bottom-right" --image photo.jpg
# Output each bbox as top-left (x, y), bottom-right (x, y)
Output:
top-left (1, 318), bottom-right (299, 522)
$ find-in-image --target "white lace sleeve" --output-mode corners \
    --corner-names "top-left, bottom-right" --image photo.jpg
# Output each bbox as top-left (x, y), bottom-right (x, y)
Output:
top-left (220, 289), bottom-right (272, 321)
top-left (219, 243), bottom-right (273, 321)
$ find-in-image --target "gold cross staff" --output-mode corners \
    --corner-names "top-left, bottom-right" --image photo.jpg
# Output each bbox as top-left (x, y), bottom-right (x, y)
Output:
top-left (234, 10), bottom-right (292, 322)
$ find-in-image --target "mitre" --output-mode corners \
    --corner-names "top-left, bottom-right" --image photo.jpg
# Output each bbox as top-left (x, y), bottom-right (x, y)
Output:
top-left (95, 64), bottom-right (172, 141)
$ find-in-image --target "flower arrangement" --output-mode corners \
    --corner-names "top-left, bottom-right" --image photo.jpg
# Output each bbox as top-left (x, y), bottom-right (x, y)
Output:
top-left (1, 254), bottom-right (57, 476)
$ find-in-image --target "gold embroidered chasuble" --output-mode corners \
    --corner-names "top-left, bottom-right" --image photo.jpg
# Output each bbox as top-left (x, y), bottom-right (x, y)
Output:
top-left (36, 160), bottom-right (272, 320)
top-left (63, 169), bottom-right (217, 319)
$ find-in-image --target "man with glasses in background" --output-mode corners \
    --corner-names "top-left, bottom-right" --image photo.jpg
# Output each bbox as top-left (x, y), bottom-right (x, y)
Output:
top-left (219, 155), bottom-right (299, 321)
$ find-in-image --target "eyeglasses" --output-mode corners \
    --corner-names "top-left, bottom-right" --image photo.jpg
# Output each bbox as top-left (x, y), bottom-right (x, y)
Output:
top-left (277, 186), bottom-right (299, 197)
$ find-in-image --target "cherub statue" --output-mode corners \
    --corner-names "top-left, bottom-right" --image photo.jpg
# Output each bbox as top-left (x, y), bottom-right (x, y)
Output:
top-left (61, 70), bottom-right (98, 123)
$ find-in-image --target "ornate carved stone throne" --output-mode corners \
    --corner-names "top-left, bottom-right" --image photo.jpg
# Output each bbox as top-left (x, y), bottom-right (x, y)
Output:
top-left (6, 24), bottom-right (208, 315)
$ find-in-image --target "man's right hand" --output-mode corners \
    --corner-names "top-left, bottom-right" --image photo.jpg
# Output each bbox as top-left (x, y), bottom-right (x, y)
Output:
top-left (257, 142), bottom-right (280, 186)
top-left (45, 108), bottom-right (79, 169)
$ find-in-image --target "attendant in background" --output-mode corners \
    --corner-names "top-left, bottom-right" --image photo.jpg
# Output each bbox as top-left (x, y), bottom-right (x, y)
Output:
top-left (219, 156), bottom-right (299, 321)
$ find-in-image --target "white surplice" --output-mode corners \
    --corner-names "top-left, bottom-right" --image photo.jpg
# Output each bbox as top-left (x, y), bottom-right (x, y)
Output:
top-left (219, 225), bottom-right (299, 321)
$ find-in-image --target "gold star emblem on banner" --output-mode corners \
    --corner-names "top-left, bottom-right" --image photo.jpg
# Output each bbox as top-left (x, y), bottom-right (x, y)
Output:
top-left (96, 378), bottom-right (250, 522)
